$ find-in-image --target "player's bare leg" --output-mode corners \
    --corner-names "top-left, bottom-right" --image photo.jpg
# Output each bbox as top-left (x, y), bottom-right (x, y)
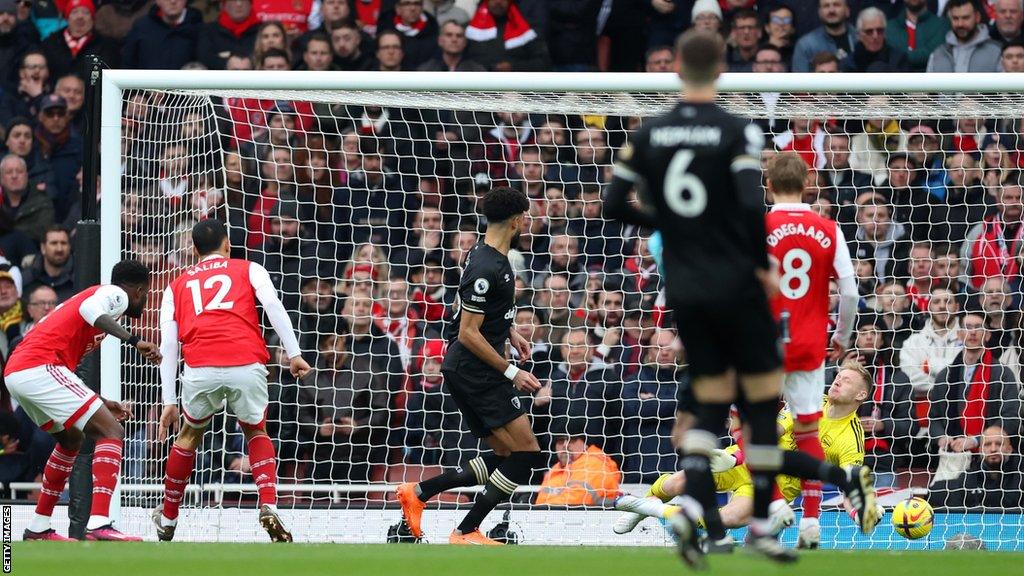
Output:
top-left (239, 422), bottom-right (291, 542)
top-left (153, 420), bottom-right (204, 541)
top-left (791, 416), bottom-right (824, 549)
top-left (81, 404), bottom-right (142, 541)
top-left (23, 428), bottom-right (83, 541)
top-left (397, 436), bottom-right (510, 540)
top-left (449, 415), bottom-right (542, 545)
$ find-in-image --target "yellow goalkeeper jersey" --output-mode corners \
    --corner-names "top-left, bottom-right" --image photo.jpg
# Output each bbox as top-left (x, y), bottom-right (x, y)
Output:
top-left (776, 401), bottom-right (865, 501)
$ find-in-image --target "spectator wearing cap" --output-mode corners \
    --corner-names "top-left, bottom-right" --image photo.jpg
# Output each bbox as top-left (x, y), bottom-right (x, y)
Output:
top-left (1002, 38), bottom-right (1024, 71)
top-left (927, 0), bottom-right (1002, 72)
top-left (930, 312), bottom-right (1022, 449)
top-left (964, 174), bottom-right (1024, 289)
top-left (535, 416), bottom-right (621, 506)
top-left (928, 424), bottom-right (1024, 508)
top-left (0, 269), bottom-right (23, 356)
top-left (22, 224), bottom-right (74, 303)
top-left (546, 328), bottom-right (623, 457)
top-left (122, 0), bottom-right (202, 70)
top-left (465, 0), bottom-right (551, 72)
top-left (691, 0), bottom-right (723, 35)
top-left (904, 124), bottom-right (947, 198)
top-left (886, 0), bottom-right (949, 72)
top-left (843, 7), bottom-right (909, 72)
top-left (726, 9), bottom-right (761, 72)
top-left (621, 327), bottom-right (682, 483)
top-left (379, 0), bottom-right (440, 70)
top-left (40, 0), bottom-right (120, 80)
top-left (900, 285), bottom-right (964, 396)
top-left (928, 151), bottom-right (991, 245)
top-left (0, 154), bottom-right (55, 244)
top-left (196, 0), bottom-right (261, 70)
top-left (792, 0), bottom-right (856, 72)
top-left (417, 20), bottom-right (486, 71)
top-left (991, 0), bottom-right (1024, 44)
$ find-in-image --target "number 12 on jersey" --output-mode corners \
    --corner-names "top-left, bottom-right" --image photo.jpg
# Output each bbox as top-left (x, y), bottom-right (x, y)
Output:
top-left (185, 274), bottom-right (235, 315)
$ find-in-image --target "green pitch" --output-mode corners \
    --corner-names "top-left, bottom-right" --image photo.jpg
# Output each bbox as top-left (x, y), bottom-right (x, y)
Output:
top-left (11, 542), bottom-right (1024, 576)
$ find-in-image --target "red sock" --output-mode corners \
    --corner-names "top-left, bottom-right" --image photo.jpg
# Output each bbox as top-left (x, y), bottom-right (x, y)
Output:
top-left (90, 439), bottom-right (123, 518)
top-left (794, 429), bottom-right (825, 520)
top-left (247, 434), bottom-right (278, 506)
top-left (163, 446), bottom-right (197, 520)
top-left (36, 445), bottom-right (78, 517)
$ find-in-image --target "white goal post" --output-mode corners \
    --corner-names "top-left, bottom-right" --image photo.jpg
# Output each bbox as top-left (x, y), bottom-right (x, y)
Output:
top-left (84, 70), bottom-right (1024, 547)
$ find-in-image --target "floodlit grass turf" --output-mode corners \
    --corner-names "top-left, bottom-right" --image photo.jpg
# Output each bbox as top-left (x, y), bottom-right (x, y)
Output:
top-left (11, 543), bottom-right (1024, 576)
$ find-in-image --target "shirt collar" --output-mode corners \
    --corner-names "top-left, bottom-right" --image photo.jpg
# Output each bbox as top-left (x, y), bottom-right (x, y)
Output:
top-left (770, 202), bottom-right (812, 212)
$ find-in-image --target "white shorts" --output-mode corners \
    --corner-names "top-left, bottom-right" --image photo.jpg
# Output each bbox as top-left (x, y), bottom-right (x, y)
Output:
top-left (181, 363), bottom-right (269, 428)
top-left (782, 363), bottom-right (826, 421)
top-left (6, 365), bottom-right (102, 433)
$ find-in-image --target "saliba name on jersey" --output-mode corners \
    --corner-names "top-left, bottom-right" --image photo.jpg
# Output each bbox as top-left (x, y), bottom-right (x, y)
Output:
top-left (766, 222), bottom-right (834, 250)
top-left (186, 259), bottom-right (230, 276)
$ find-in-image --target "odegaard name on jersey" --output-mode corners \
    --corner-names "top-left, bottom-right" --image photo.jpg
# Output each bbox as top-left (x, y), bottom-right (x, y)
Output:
top-left (649, 125), bottom-right (723, 147)
top-left (766, 222), bottom-right (834, 250)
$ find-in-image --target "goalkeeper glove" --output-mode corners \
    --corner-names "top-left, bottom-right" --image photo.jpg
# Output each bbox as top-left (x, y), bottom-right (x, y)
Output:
top-left (708, 448), bottom-right (738, 473)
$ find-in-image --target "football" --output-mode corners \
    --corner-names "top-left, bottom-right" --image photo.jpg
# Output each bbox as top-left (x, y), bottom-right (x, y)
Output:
top-left (892, 497), bottom-right (935, 540)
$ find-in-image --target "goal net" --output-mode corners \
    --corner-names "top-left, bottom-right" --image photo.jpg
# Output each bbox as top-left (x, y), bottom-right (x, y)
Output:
top-left (96, 71), bottom-right (1024, 548)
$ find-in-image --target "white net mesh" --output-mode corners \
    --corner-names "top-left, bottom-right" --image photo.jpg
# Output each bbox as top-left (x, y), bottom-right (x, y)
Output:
top-left (109, 81), bottom-right (1024, 548)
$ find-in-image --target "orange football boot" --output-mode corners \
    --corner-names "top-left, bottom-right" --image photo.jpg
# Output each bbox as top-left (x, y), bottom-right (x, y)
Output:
top-left (396, 482), bottom-right (426, 538)
top-left (448, 530), bottom-right (503, 545)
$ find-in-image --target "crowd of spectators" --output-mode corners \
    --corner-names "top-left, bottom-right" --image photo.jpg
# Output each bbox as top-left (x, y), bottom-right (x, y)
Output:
top-left (1, 0), bottom-right (1024, 509)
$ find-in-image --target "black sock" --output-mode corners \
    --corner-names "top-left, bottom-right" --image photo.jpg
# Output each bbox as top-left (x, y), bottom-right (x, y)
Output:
top-left (780, 450), bottom-right (848, 487)
top-left (745, 400), bottom-right (781, 521)
top-left (702, 494), bottom-right (728, 540)
top-left (418, 454), bottom-right (504, 502)
top-left (457, 451), bottom-right (539, 534)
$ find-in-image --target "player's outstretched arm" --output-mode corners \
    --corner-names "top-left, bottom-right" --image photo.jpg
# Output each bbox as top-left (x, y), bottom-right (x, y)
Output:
top-left (830, 227), bottom-right (859, 361)
top-left (459, 310), bottom-right (540, 393)
top-left (249, 262), bottom-right (310, 379)
top-left (158, 286), bottom-right (181, 440)
top-left (79, 285), bottom-right (161, 363)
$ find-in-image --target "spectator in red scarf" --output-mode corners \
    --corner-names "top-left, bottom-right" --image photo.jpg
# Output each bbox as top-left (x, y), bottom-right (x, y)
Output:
top-left (905, 242), bottom-right (935, 315)
top-left (380, 0), bottom-right (440, 70)
top-left (372, 277), bottom-right (430, 371)
top-left (967, 174), bottom-right (1024, 289)
top-left (465, 0), bottom-right (550, 71)
top-left (197, 0), bottom-right (260, 70)
top-left (40, 0), bottom-right (120, 80)
top-left (929, 312), bottom-right (1022, 453)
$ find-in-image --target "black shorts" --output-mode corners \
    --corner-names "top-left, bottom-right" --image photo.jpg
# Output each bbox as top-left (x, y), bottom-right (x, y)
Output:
top-left (442, 367), bottom-right (525, 439)
top-left (673, 295), bottom-right (781, 379)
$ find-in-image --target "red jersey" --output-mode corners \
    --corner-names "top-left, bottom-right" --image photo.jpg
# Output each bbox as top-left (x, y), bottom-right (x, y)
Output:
top-left (5, 285), bottom-right (129, 374)
top-left (164, 257), bottom-right (269, 367)
top-left (253, 0), bottom-right (313, 35)
top-left (766, 204), bottom-right (853, 372)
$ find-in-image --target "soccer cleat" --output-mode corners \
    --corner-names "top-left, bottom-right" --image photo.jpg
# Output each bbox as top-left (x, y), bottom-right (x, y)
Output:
top-left (702, 534), bottom-right (736, 554)
top-left (22, 529), bottom-right (77, 542)
top-left (668, 507), bottom-right (707, 570)
top-left (85, 525), bottom-right (142, 541)
top-left (844, 465), bottom-right (880, 535)
top-left (259, 505), bottom-right (293, 542)
top-left (745, 533), bottom-right (798, 563)
top-left (612, 494), bottom-right (668, 534)
top-left (151, 504), bottom-right (176, 542)
top-left (796, 517), bottom-right (820, 550)
top-left (448, 530), bottom-right (503, 545)
top-left (768, 499), bottom-right (796, 535)
top-left (612, 509), bottom-right (646, 534)
top-left (396, 482), bottom-right (426, 539)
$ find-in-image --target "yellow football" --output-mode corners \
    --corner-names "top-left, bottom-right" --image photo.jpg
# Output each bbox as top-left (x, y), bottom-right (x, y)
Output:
top-left (891, 497), bottom-right (934, 540)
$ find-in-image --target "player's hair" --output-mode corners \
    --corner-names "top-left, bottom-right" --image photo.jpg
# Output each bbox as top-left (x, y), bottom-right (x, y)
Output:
top-left (767, 152), bottom-right (807, 195)
top-left (481, 186), bottom-right (530, 224)
top-left (841, 359), bottom-right (873, 401)
top-left (192, 218), bottom-right (229, 256)
top-left (674, 29), bottom-right (725, 86)
top-left (111, 259), bottom-right (151, 287)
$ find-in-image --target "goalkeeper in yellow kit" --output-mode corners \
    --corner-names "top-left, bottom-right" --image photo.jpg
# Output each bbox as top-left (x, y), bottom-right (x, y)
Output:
top-left (614, 360), bottom-right (880, 548)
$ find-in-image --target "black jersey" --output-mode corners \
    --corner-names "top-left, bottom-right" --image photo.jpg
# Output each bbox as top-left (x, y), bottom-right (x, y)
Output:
top-left (605, 101), bottom-right (769, 307)
top-left (443, 243), bottom-right (516, 374)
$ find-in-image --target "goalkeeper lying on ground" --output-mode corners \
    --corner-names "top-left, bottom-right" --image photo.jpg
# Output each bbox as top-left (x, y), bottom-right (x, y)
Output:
top-left (614, 361), bottom-right (881, 546)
